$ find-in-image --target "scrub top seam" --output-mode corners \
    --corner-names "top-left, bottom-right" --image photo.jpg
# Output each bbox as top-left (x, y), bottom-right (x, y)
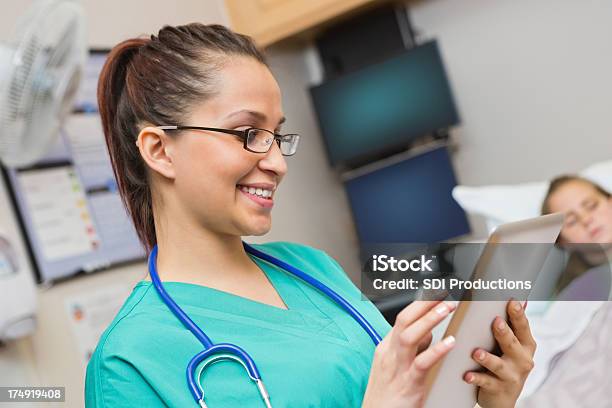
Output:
top-left (249, 255), bottom-right (298, 313)
top-left (298, 250), bottom-right (380, 349)
top-left (94, 283), bottom-right (155, 408)
top-left (255, 252), bottom-right (351, 343)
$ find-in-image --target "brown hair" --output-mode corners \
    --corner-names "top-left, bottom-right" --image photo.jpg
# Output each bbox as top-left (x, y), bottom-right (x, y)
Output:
top-left (541, 174), bottom-right (610, 215)
top-left (97, 24), bottom-right (266, 251)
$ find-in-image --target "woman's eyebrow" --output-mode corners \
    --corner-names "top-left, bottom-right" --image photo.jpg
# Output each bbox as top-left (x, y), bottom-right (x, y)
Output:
top-left (224, 109), bottom-right (286, 126)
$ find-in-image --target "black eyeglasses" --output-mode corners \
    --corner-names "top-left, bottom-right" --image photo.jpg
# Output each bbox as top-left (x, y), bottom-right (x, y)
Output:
top-left (157, 126), bottom-right (300, 156)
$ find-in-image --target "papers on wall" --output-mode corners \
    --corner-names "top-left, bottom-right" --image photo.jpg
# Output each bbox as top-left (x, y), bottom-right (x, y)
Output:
top-left (64, 283), bottom-right (132, 367)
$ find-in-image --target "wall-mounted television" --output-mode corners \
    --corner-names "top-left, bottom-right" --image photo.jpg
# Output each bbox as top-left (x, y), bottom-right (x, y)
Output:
top-left (310, 41), bottom-right (460, 168)
top-left (344, 146), bottom-right (470, 243)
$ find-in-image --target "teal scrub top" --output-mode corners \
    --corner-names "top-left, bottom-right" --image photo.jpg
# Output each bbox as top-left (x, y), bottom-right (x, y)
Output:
top-left (85, 242), bottom-right (392, 407)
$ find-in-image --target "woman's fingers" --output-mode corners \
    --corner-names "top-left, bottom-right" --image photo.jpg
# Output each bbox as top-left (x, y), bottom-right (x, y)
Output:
top-left (396, 301), bottom-right (456, 359)
top-left (464, 371), bottom-right (502, 392)
top-left (391, 301), bottom-right (445, 350)
top-left (393, 300), bottom-right (445, 333)
top-left (409, 336), bottom-right (456, 382)
top-left (491, 316), bottom-right (525, 360)
top-left (507, 300), bottom-right (537, 355)
top-left (471, 349), bottom-right (511, 381)
top-left (416, 332), bottom-right (433, 354)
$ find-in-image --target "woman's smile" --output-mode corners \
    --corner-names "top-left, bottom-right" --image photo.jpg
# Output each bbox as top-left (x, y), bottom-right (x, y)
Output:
top-left (237, 182), bottom-right (275, 209)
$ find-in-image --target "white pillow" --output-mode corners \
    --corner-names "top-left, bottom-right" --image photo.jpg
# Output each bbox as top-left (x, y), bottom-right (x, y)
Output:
top-left (582, 160), bottom-right (612, 187)
top-left (453, 160), bottom-right (612, 233)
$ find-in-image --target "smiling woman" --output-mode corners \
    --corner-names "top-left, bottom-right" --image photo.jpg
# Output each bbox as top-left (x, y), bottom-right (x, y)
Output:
top-left (85, 23), bottom-right (536, 408)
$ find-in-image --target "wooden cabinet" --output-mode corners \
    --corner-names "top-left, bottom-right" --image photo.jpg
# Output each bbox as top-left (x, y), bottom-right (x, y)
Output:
top-left (225, 0), bottom-right (390, 47)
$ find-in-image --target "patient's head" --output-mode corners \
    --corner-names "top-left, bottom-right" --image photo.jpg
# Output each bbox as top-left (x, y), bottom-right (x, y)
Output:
top-left (542, 175), bottom-right (612, 245)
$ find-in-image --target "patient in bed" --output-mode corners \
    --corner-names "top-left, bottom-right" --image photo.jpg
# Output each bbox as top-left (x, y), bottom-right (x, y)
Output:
top-left (540, 175), bottom-right (612, 294)
top-left (518, 175), bottom-right (611, 407)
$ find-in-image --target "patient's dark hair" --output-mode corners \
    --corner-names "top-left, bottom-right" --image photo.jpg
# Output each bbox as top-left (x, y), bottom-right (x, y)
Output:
top-left (97, 24), bottom-right (266, 251)
top-left (541, 175), bottom-right (610, 215)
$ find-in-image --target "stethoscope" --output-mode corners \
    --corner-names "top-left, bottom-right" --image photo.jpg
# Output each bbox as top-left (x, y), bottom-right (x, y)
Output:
top-left (147, 243), bottom-right (382, 408)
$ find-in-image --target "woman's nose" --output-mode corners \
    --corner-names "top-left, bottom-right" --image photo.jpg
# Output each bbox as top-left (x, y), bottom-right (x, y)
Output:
top-left (258, 141), bottom-right (287, 177)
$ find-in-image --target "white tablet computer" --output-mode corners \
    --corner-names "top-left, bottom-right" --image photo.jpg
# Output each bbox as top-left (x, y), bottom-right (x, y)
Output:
top-left (423, 213), bottom-right (564, 408)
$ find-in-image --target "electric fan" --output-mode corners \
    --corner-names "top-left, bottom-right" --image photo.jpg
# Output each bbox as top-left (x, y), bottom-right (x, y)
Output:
top-left (0, 0), bottom-right (87, 340)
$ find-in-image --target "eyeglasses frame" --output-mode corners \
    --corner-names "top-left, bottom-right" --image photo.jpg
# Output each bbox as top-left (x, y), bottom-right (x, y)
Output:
top-left (156, 125), bottom-right (299, 156)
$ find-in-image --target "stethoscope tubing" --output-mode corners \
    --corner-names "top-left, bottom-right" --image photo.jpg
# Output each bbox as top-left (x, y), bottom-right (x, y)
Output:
top-left (147, 242), bottom-right (382, 406)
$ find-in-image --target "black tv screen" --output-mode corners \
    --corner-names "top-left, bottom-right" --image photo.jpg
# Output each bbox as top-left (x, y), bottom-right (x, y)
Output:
top-left (345, 146), bottom-right (470, 243)
top-left (310, 41), bottom-right (459, 167)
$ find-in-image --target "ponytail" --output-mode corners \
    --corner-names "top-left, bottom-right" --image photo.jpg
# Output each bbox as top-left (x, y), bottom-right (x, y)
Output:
top-left (97, 38), bottom-right (156, 251)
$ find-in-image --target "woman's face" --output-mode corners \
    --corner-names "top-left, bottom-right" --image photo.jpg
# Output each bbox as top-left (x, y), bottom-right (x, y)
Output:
top-left (547, 180), bottom-right (612, 245)
top-left (164, 56), bottom-right (287, 237)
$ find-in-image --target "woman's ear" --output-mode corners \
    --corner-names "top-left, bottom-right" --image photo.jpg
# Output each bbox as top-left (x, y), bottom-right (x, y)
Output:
top-left (136, 126), bottom-right (177, 180)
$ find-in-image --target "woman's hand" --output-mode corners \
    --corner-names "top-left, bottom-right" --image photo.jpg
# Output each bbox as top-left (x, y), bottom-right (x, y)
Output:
top-left (362, 300), bottom-right (457, 408)
top-left (466, 300), bottom-right (536, 408)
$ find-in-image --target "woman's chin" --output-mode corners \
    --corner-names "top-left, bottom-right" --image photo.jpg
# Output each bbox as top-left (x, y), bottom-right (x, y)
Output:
top-left (242, 219), bottom-right (272, 236)
top-left (248, 228), bottom-right (271, 237)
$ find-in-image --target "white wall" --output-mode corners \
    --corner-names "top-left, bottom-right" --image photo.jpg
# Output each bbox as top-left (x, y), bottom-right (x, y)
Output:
top-left (83, 0), bottom-right (230, 48)
top-left (409, 0), bottom-right (612, 185)
top-left (0, 0), bottom-right (229, 48)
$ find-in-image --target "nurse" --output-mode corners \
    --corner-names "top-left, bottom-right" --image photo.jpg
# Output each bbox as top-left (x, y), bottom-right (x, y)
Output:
top-left (85, 23), bottom-right (536, 407)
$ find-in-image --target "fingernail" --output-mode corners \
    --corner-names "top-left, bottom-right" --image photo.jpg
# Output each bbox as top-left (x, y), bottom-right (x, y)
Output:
top-left (497, 319), bottom-right (507, 332)
top-left (465, 373), bottom-right (473, 383)
top-left (435, 304), bottom-right (450, 315)
top-left (445, 300), bottom-right (457, 310)
top-left (443, 335), bottom-right (455, 347)
top-left (475, 349), bottom-right (485, 361)
top-left (513, 301), bottom-right (522, 313)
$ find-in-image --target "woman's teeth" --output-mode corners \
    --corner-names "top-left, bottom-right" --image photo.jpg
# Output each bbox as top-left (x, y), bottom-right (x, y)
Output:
top-left (238, 185), bottom-right (273, 198)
